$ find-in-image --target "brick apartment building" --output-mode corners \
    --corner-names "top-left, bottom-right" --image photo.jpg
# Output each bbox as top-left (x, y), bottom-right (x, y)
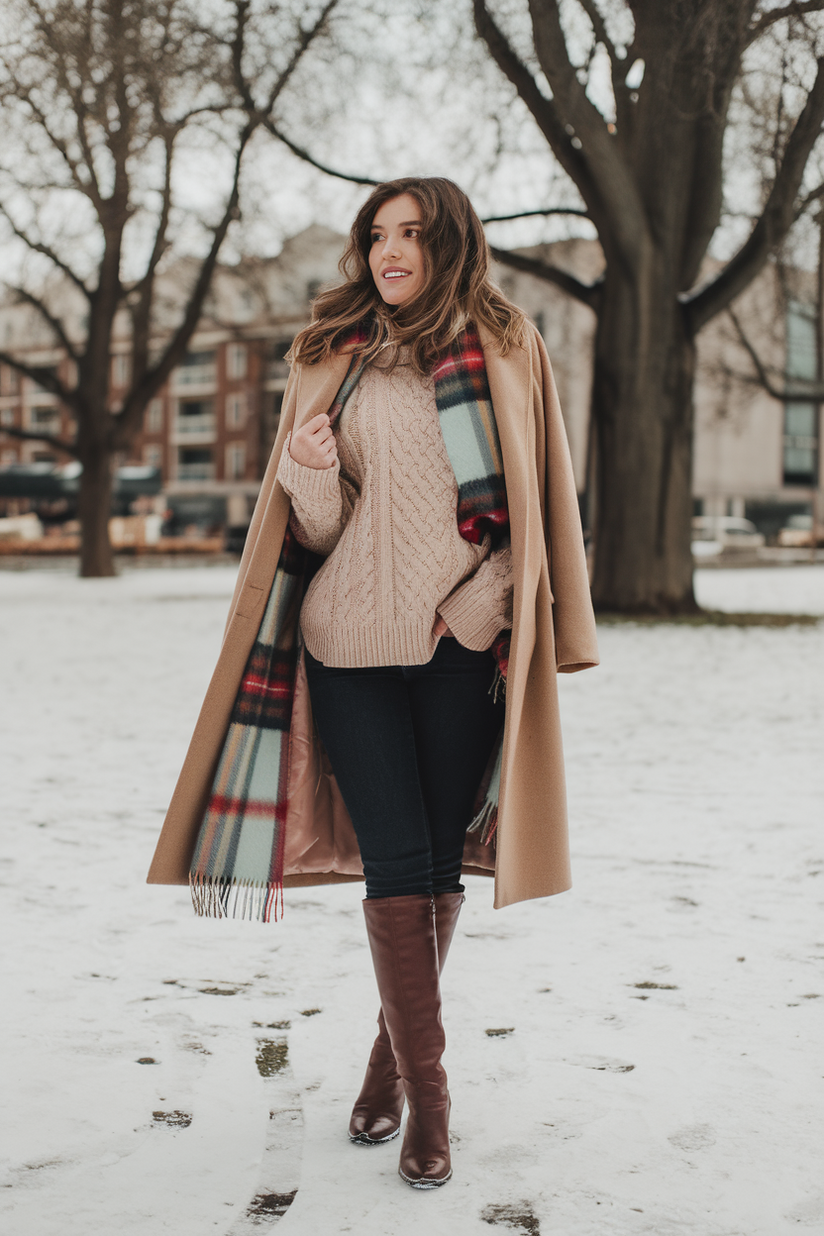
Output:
top-left (0, 225), bottom-right (345, 529)
top-left (1, 225), bottom-right (821, 538)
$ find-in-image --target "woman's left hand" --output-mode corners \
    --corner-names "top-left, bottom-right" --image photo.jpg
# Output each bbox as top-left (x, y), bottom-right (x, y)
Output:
top-left (434, 616), bottom-right (453, 639)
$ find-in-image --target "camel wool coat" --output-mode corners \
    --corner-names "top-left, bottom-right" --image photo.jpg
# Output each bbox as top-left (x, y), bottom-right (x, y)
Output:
top-left (147, 322), bottom-right (599, 909)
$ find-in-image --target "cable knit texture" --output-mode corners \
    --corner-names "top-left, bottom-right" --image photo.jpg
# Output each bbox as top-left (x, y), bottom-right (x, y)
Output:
top-left (276, 350), bottom-right (513, 667)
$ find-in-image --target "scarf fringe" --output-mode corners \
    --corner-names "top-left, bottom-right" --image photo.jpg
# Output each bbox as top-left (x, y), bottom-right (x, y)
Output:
top-left (189, 874), bottom-right (284, 923)
top-left (490, 665), bottom-right (506, 704)
top-left (467, 799), bottom-right (498, 846)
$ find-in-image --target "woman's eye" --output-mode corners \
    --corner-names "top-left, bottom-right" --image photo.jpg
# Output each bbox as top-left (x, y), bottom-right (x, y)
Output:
top-left (405, 228), bottom-right (419, 239)
top-left (370, 233), bottom-right (383, 244)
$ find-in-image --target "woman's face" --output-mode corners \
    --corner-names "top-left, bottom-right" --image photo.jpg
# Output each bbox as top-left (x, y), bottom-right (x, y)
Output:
top-left (368, 193), bottom-right (426, 306)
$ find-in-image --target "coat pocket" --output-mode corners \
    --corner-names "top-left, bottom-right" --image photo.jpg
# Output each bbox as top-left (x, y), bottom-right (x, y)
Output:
top-left (234, 582), bottom-right (266, 620)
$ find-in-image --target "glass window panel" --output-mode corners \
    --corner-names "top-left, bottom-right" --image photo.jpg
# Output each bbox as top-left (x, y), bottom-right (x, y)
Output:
top-left (785, 402), bottom-right (816, 435)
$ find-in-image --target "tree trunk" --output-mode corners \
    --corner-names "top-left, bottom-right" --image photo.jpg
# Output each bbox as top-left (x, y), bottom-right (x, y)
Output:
top-left (590, 269), bottom-right (698, 613)
top-left (77, 445), bottom-right (116, 578)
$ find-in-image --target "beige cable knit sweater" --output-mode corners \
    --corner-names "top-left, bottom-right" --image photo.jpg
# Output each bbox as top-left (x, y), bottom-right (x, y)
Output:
top-left (276, 350), bottom-right (513, 667)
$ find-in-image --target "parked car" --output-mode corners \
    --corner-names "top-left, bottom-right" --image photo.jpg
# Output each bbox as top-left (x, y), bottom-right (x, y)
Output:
top-left (777, 514), bottom-right (824, 547)
top-left (691, 516), bottom-right (765, 556)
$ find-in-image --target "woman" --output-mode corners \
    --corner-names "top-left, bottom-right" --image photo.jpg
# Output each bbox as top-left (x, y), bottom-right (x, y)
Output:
top-left (147, 177), bottom-right (598, 1191)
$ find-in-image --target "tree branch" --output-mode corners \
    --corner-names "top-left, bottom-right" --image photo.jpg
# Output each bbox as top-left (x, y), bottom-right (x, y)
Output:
top-left (265, 120), bottom-right (380, 185)
top-left (490, 245), bottom-right (602, 308)
top-left (576, 0), bottom-right (623, 70)
top-left (128, 131), bottom-right (175, 385)
top-left (0, 206), bottom-right (91, 298)
top-left (0, 346), bottom-right (81, 413)
top-left (727, 307), bottom-right (785, 398)
top-left (0, 424), bottom-right (77, 456)
top-left (686, 56), bottom-right (824, 332)
top-left (472, 0), bottom-right (644, 271)
top-left (526, 0), bottom-right (648, 269)
top-left (728, 306), bottom-right (824, 399)
top-left (473, 3), bottom-right (600, 207)
top-left (796, 180), bottom-right (824, 218)
top-left (113, 125), bottom-right (254, 446)
top-left (7, 286), bottom-right (79, 363)
top-left (747, 0), bottom-right (824, 47)
top-left (15, 86), bottom-right (96, 202)
top-left (482, 206), bottom-right (590, 223)
top-left (264, 0), bottom-right (339, 114)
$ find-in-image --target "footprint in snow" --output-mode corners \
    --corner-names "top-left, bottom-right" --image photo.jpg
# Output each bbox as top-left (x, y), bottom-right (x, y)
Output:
top-left (668, 1123), bottom-right (716, 1151)
top-left (481, 1201), bottom-right (541, 1234)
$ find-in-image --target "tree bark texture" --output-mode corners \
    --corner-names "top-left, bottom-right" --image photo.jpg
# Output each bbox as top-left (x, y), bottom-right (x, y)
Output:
top-left (77, 444), bottom-right (116, 578)
top-left (590, 271), bottom-right (697, 611)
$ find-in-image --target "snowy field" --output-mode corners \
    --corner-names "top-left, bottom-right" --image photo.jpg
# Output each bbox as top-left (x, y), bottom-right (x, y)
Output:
top-left (1, 564), bottom-right (823, 1236)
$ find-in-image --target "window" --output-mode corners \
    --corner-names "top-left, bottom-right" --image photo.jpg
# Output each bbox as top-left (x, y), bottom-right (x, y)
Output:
top-left (112, 353), bottom-right (131, 387)
top-left (175, 399), bottom-right (215, 437)
top-left (145, 399), bottom-right (163, 433)
top-left (30, 366), bottom-right (58, 393)
top-left (183, 349), bottom-right (216, 368)
top-left (226, 393), bottom-right (247, 428)
top-left (227, 343), bottom-right (247, 380)
top-left (143, 444), bottom-right (162, 467)
top-left (783, 402), bottom-right (818, 485)
top-left (175, 350), bottom-right (216, 388)
top-left (225, 442), bottom-right (246, 479)
top-left (177, 447), bottom-right (215, 480)
top-left (31, 406), bottom-right (59, 427)
top-left (1, 408), bottom-right (15, 426)
top-left (783, 300), bottom-right (819, 486)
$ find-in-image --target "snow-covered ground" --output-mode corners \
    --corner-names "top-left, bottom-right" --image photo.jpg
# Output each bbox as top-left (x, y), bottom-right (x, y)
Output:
top-left (1, 565), bottom-right (822, 1236)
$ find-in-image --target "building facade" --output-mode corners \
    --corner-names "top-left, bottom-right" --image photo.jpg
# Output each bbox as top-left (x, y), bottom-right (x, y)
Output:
top-left (1, 226), bottom-right (820, 538)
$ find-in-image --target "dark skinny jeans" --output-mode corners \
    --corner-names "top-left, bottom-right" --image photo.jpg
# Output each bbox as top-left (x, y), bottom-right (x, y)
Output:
top-left (304, 638), bottom-right (504, 899)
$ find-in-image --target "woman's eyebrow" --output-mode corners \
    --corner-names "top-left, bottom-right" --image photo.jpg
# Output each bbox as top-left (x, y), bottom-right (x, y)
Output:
top-left (372, 220), bottom-right (421, 229)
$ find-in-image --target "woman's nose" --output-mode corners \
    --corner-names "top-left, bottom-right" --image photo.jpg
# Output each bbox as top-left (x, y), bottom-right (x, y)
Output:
top-left (382, 235), bottom-right (400, 259)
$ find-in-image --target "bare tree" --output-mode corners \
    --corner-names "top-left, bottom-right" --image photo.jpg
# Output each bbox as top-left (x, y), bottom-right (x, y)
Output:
top-left (471, 0), bottom-right (824, 611)
top-left (0, 0), bottom-right (338, 576)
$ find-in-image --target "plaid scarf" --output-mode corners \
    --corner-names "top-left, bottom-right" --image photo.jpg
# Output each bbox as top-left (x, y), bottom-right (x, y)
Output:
top-left (190, 324), bottom-right (509, 921)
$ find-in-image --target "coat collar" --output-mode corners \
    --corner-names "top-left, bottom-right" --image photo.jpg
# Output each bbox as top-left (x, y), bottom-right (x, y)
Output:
top-left (296, 326), bottom-right (533, 424)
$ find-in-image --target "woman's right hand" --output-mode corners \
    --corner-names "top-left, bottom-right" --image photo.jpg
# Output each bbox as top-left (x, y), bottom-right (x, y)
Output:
top-left (289, 413), bottom-right (338, 470)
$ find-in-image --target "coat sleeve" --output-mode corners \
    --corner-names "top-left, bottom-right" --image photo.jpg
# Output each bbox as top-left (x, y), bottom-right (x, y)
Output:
top-left (277, 431), bottom-right (358, 556)
top-left (533, 329), bottom-right (599, 673)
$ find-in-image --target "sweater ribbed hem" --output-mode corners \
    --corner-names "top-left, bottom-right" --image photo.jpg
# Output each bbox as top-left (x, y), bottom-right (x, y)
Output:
top-left (301, 615), bottom-right (441, 668)
top-left (437, 587), bottom-right (504, 651)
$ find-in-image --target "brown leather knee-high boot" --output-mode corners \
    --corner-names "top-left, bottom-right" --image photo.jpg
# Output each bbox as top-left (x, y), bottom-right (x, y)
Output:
top-left (361, 894), bottom-right (453, 1189)
top-left (349, 891), bottom-right (463, 1145)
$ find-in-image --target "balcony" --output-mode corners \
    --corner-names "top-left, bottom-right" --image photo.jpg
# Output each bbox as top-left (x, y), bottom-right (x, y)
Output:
top-left (173, 412), bottom-right (216, 441)
top-left (177, 462), bottom-right (216, 481)
top-left (27, 408), bottom-right (61, 433)
top-left (172, 363), bottom-right (217, 391)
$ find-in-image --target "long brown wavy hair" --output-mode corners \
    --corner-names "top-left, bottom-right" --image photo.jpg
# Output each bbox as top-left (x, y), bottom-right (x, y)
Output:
top-left (289, 177), bottom-right (527, 372)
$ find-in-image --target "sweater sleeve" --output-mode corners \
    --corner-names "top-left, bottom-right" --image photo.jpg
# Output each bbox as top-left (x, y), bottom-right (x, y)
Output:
top-left (276, 431), bottom-right (354, 556)
top-left (436, 545), bottom-right (513, 651)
